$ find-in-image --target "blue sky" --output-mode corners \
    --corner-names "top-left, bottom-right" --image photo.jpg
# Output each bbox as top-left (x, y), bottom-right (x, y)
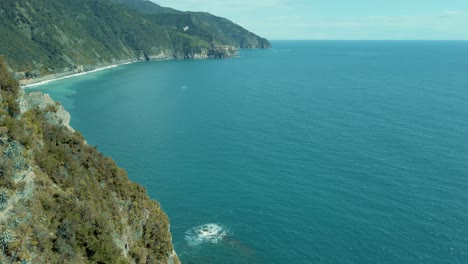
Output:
top-left (153, 0), bottom-right (468, 40)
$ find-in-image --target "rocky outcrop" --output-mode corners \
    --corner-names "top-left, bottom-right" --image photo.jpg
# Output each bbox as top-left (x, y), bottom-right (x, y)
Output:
top-left (18, 91), bottom-right (74, 132)
top-left (168, 250), bottom-right (181, 264)
top-left (146, 46), bottom-right (237, 60)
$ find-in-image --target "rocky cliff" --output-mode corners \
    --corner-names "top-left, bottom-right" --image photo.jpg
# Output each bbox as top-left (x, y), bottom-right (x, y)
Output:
top-left (0, 57), bottom-right (179, 262)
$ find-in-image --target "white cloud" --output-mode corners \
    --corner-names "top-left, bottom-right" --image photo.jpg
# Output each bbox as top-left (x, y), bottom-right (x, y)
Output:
top-left (153, 0), bottom-right (292, 12)
top-left (442, 10), bottom-right (465, 15)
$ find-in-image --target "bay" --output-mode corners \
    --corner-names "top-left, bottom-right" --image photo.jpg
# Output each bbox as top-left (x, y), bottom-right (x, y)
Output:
top-left (30, 41), bottom-right (468, 263)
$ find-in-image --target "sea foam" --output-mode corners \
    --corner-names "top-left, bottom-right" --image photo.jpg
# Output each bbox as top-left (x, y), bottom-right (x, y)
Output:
top-left (184, 223), bottom-right (229, 247)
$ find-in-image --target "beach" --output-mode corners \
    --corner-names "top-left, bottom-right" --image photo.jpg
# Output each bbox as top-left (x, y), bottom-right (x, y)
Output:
top-left (20, 60), bottom-right (138, 88)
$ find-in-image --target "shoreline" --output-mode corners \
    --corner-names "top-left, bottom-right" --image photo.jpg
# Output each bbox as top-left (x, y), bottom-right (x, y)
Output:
top-left (20, 50), bottom-right (241, 89)
top-left (21, 60), bottom-right (139, 89)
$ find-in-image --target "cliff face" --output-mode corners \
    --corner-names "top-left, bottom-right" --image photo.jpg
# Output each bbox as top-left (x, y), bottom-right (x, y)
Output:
top-left (0, 60), bottom-right (179, 262)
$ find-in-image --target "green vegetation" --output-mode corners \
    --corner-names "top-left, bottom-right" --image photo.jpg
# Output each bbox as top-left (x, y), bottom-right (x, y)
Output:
top-left (0, 56), bottom-right (177, 263)
top-left (112, 0), bottom-right (271, 49)
top-left (0, 0), bottom-right (270, 75)
top-left (110, 0), bottom-right (180, 14)
top-left (0, 57), bottom-right (21, 116)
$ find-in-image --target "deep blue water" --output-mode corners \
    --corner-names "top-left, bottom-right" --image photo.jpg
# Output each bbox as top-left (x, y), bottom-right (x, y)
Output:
top-left (30, 41), bottom-right (468, 263)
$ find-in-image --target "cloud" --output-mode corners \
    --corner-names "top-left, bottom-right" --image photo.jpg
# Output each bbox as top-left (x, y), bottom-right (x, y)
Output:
top-left (153, 0), bottom-right (292, 12)
top-left (439, 10), bottom-right (466, 20)
top-left (301, 21), bottom-right (364, 28)
top-left (442, 10), bottom-right (465, 15)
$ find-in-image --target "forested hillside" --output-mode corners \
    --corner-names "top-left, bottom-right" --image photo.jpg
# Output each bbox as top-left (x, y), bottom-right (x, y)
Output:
top-left (112, 0), bottom-right (272, 49)
top-left (0, 0), bottom-right (270, 76)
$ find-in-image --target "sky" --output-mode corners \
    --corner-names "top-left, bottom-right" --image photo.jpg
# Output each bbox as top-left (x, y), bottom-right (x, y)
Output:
top-left (152, 0), bottom-right (468, 40)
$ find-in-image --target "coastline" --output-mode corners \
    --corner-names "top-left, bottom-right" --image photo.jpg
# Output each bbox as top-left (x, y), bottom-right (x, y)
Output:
top-left (20, 47), bottom-right (242, 89)
top-left (20, 60), bottom-right (139, 89)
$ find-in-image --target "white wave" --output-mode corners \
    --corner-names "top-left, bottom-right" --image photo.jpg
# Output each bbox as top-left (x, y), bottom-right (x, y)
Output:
top-left (184, 223), bottom-right (229, 247)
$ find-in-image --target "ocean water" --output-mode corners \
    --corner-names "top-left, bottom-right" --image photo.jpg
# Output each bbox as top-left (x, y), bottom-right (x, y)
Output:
top-left (29, 41), bottom-right (468, 263)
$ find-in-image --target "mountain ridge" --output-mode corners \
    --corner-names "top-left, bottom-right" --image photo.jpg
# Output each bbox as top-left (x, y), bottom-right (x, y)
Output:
top-left (111, 0), bottom-right (271, 49)
top-left (0, 0), bottom-right (271, 78)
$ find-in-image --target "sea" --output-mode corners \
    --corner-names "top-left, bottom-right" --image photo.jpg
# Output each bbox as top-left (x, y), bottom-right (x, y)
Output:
top-left (29, 41), bottom-right (468, 264)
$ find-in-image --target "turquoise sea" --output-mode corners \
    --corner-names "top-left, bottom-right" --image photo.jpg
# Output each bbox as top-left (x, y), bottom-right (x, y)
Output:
top-left (30, 41), bottom-right (468, 263)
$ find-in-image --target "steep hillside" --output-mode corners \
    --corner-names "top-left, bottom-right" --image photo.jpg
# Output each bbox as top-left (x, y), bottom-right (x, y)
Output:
top-left (0, 58), bottom-right (179, 263)
top-left (0, 0), bottom-right (270, 76)
top-left (111, 0), bottom-right (272, 49)
top-left (0, 0), bottom-right (211, 75)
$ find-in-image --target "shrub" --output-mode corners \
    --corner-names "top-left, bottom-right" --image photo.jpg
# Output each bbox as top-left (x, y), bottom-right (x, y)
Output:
top-left (0, 229), bottom-right (13, 251)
